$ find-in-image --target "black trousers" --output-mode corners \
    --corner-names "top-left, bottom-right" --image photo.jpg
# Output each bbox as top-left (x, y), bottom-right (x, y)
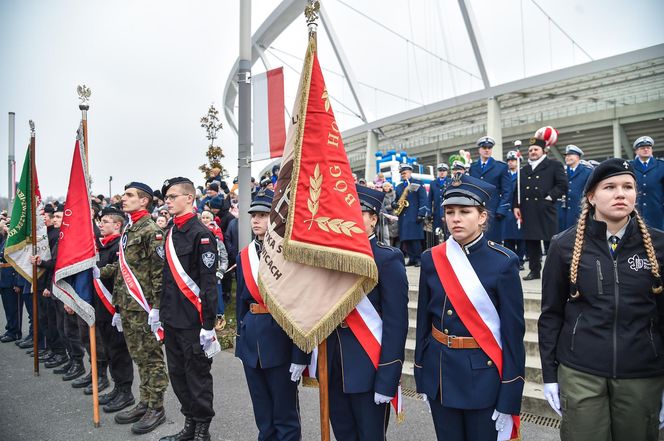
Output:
top-left (62, 303), bottom-right (84, 361)
top-left (44, 297), bottom-right (65, 354)
top-left (78, 316), bottom-right (108, 374)
top-left (164, 325), bottom-right (214, 422)
top-left (402, 240), bottom-right (423, 263)
top-left (526, 240), bottom-right (543, 273)
top-left (97, 319), bottom-right (133, 387)
top-left (429, 398), bottom-right (496, 441)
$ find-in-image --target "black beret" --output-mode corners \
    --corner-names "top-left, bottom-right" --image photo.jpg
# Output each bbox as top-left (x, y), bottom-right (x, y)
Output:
top-left (99, 206), bottom-right (126, 219)
top-left (162, 177), bottom-right (194, 197)
top-left (207, 182), bottom-right (219, 192)
top-left (584, 158), bottom-right (636, 194)
top-left (54, 204), bottom-right (64, 213)
top-left (44, 205), bottom-right (55, 214)
top-left (125, 182), bottom-right (154, 197)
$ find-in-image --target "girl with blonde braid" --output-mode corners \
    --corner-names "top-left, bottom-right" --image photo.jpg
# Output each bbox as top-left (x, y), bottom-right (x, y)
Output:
top-left (539, 158), bottom-right (664, 441)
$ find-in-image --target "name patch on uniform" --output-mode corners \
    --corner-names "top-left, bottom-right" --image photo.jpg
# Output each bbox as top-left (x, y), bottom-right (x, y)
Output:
top-left (155, 233), bottom-right (163, 241)
top-left (156, 245), bottom-right (165, 260)
top-left (202, 251), bottom-right (216, 268)
top-left (629, 254), bottom-right (651, 272)
top-left (200, 237), bottom-right (210, 245)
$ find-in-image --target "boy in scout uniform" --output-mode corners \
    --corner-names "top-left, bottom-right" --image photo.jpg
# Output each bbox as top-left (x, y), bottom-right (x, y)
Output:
top-left (98, 182), bottom-right (169, 434)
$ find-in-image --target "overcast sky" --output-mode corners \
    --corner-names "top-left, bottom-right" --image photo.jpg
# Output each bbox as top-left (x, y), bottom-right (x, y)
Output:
top-left (1, 0), bottom-right (663, 199)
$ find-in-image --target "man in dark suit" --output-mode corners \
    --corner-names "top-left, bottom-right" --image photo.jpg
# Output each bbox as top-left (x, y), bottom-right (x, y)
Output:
top-left (392, 163), bottom-right (429, 266)
top-left (514, 135), bottom-right (567, 280)
top-left (469, 136), bottom-right (512, 243)
top-left (559, 145), bottom-right (592, 231)
top-left (631, 136), bottom-right (664, 230)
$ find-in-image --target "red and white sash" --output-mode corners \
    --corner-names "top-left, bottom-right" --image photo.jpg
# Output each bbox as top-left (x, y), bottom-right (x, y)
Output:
top-left (240, 241), bottom-right (265, 307)
top-left (431, 237), bottom-right (519, 439)
top-left (93, 278), bottom-right (115, 316)
top-left (118, 230), bottom-right (164, 341)
top-left (164, 228), bottom-right (203, 324)
top-left (345, 296), bottom-right (403, 421)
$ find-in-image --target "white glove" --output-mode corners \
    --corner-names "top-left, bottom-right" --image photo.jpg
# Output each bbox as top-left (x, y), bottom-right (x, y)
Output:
top-left (111, 313), bottom-right (123, 333)
top-left (92, 266), bottom-right (101, 279)
top-left (374, 392), bottom-right (392, 405)
top-left (289, 363), bottom-right (306, 382)
top-left (148, 308), bottom-right (161, 333)
top-left (492, 410), bottom-right (514, 441)
top-left (199, 328), bottom-right (216, 349)
top-left (659, 390), bottom-right (664, 429)
top-left (543, 382), bottom-right (562, 417)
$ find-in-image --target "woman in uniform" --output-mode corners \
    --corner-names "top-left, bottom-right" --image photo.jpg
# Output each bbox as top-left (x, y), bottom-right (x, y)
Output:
top-left (235, 189), bottom-right (310, 441)
top-left (325, 185), bottom-right (408, 441)
top-left (539, 158), bottom-right (664, 441)
top-left (415, 174), bottom-right (525, 441)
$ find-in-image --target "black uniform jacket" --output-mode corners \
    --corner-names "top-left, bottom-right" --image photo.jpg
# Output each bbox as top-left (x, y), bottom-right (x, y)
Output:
top-left (161, 216), bottom-right (218, 331)
top-left (539, 216), bottom-right (664, 382)
top-left (95, 235), bottom-right (120, 322)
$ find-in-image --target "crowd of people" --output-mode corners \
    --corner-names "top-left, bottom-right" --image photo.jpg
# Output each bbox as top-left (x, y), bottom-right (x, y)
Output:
top-left (0, 129), bottom-right (662, 441)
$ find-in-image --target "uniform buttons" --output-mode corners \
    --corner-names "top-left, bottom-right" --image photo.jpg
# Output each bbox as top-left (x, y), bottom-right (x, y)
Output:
top-left (525, 197), bottom-right (529, 201)
top-left (536, 176), bottom-right (540, 178)
top-left (526, 186), bottom-right (530, 190)
top-left (487, 360), bottom-right (493, 366)
top-left (534, 197), bottom-right (539, 201)
top-left (446, 309), bottom-right (453, 316)
top-left (528, 177), bottom-right (532, 180)
top-left (480, 177), bottom-right (484, 180)
top-left (535, 186), bottom-right (539, 190)
top-left (443, 329), bottom-right (449, 334)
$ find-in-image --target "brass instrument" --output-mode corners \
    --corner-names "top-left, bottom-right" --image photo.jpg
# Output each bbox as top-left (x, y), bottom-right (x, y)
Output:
top-left (394, 184), bottom-right (411, 215)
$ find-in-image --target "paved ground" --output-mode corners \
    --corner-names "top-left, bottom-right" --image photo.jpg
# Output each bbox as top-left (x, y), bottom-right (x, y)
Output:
top-left (0, 314), bottom-right (561, 441)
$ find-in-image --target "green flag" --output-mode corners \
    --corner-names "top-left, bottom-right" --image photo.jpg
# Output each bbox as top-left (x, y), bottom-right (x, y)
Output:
top-left (5, 147), bottom-right (51, 283)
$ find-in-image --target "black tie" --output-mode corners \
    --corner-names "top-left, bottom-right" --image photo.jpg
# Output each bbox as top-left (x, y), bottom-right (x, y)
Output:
top-left (609, 236), bottom-right (619, 257)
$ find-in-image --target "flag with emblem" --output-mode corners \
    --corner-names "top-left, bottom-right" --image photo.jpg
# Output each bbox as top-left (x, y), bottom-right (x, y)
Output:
top-left (257, 35), bottom-right (378, 353)
top-left (52, 124), bottom-right (97, 326)
top-left (5, 142), bottom-right (51, 282)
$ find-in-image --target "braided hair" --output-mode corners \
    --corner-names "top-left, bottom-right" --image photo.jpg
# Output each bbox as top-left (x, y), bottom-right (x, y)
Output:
top-left (569, 199), bottom-right (663, 298)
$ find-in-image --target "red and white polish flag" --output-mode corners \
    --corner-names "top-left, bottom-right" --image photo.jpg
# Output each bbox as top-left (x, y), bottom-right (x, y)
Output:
top-left (252, 67), bottom-right (286, 160)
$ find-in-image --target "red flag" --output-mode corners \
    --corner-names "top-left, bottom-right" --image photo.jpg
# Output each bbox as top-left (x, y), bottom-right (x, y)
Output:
top-left (52, 125), bottom-right (97, 326)
top-left (258, 37), bottom-right (378, 352)
top-left (253, 67), bottom-right (286, 160)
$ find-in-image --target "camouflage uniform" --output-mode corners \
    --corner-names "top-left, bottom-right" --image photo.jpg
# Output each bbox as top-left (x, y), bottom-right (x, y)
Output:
top-left (100, 215), bottom-right (168, 408)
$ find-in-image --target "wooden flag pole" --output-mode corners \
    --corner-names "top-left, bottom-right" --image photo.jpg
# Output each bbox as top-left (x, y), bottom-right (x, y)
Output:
top-left (317, 341), bottom-right (330, 441)
top-left (78, 85), bottom-right (100, 427)
top-left (304, 3), bottom-right (330, 440)
top-left (29, 121), bottom-right (39, 376)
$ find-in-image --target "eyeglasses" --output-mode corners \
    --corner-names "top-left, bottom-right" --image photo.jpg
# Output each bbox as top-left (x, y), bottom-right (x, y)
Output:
top-left (165, 194), bottom-right (188, 201)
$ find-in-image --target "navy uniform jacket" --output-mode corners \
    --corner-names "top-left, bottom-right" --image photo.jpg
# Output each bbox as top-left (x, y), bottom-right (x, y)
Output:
top-left (632, 157), bottom-right (664, 230)
top-left (469, 158), bottom-right (512, 242)
top-left (414, 235), bottom-right (525, 414)
top-left (428, 178), bottom-right (449, 231)
top-left (0, 238), bottom-right (17, 289)
top-left (161, 216), bottom-right (219, 331)
top-left (326, 236), bottom-right (409, 396)
top-left (395, 179), bottom-right (429, 241)
top-left (502, 172), bottom-right (522, 240)
top-left (235, 243), bottom-right (310, 369)
top-left (559, 165), bottom-right (592, 231)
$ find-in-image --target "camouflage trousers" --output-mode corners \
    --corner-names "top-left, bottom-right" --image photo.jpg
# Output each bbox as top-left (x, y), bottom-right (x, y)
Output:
top-left (122, 309), bottom-right (169, 408)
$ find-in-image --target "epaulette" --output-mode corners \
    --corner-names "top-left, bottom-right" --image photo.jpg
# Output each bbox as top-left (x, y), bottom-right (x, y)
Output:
top-left (487, 240), bottom-right (510, 258)
top-left (376, 242), bottom-right (399, 253)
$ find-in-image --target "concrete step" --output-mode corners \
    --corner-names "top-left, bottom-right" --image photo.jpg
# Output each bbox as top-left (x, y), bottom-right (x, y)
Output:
top-left (525, 310), bottom-right (540, 334)
top-left (408, 301), bottom-right (418, 321)
top-left (523, 292), bottom-right (541, 313)
top-left (409, 287), bottom-right (419, 303)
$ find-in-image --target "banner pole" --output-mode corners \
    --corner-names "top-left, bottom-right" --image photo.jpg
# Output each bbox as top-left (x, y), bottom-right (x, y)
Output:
top-left (29, 121), bottom-right (39, 376)
top-left (78, 85), bottom-right (100, 427)
top-left (317, 340), bottom-right (330, 441)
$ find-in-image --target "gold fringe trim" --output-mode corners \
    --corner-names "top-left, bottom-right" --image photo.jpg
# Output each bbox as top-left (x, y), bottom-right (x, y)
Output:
top-left (396, 410), bottom-right (405, 424)
top-left (301, 377), bottom-right (319, 388)
top-left (282, 239), bottom-right (378, 285)
top-left (260, 273), bottom-right (374, 353)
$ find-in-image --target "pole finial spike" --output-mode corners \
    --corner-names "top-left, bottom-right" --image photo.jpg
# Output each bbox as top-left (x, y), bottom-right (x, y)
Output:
top-left (305, 0), bottom-right (320, 32)
top-left (29, 120), bottom-right (35, 136)
top-left (77, 84), bottom-right (92, 110)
